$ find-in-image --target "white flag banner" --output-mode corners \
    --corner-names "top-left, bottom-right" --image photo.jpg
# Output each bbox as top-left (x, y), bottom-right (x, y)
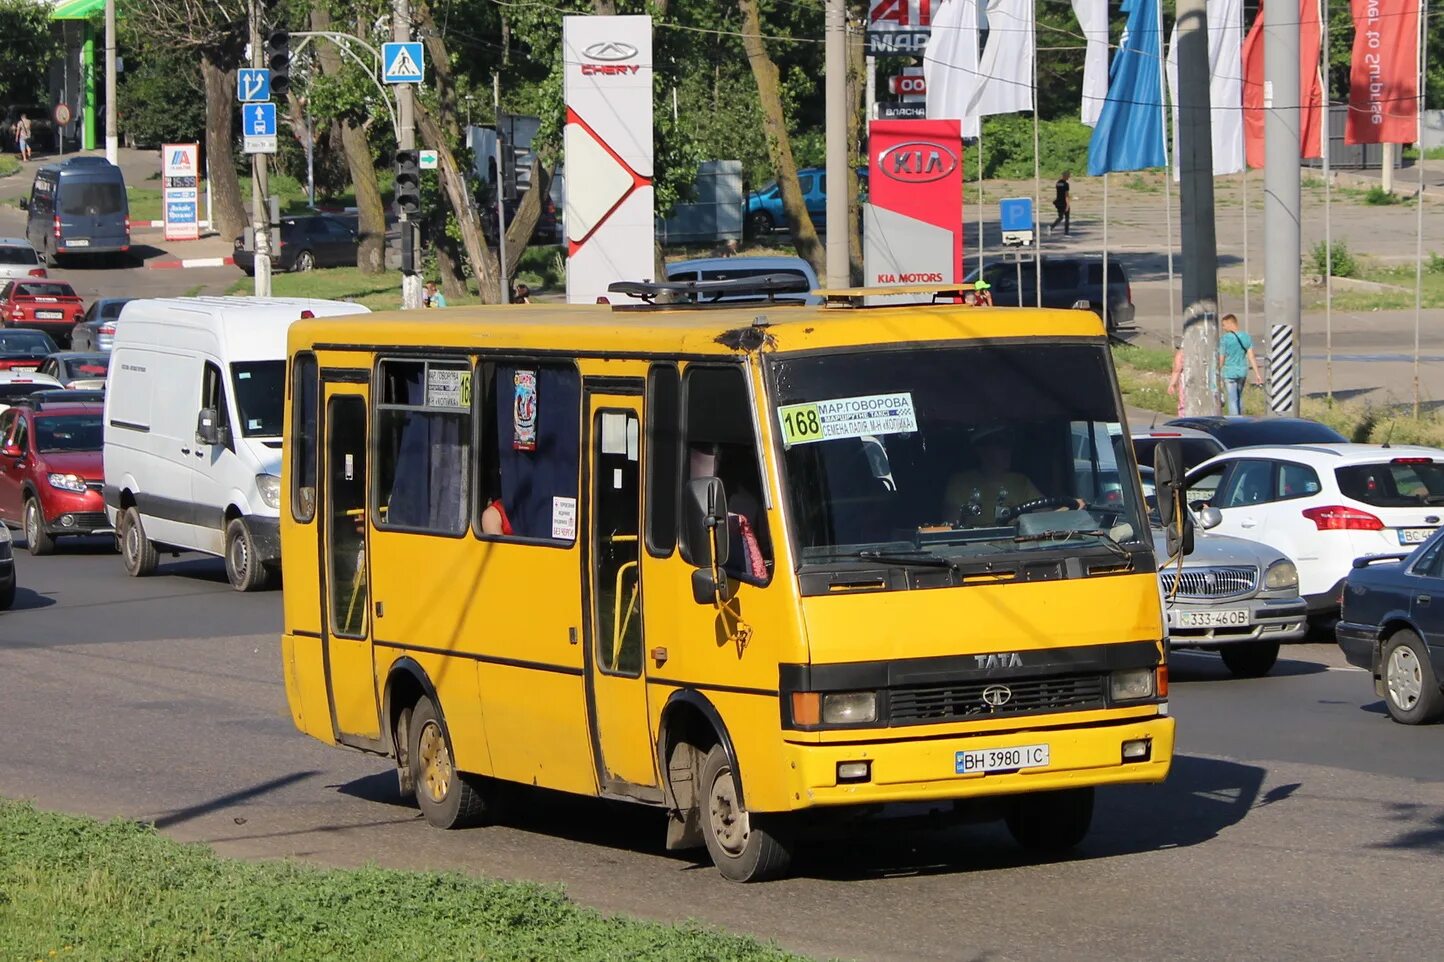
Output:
top-left (1071, 0), bottom-right (1109, 126)
top-left (971, 0), bottom-right (1033, 117)
top-left (924, 0), bottom-right (981, 139)
top-left (1167, 0), bottom-right (1245, 177)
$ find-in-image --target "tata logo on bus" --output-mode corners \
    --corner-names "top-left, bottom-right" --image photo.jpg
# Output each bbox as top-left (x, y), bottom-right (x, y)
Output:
top-left (877, 141), bottom-right (958, 184)
top-left (581, 41), bottom-right (641, 76)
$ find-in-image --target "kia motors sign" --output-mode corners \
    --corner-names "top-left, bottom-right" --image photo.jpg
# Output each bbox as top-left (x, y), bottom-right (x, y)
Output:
top-left (867, 0), bottom-right (932, 56)
top-left (864, 119), bottom-right (963, 303)
top-left (563, 16), bottom-right (654, 304)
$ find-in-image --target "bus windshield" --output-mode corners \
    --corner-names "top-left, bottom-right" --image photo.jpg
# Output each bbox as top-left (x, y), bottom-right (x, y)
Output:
top-left (769, 343), bottom-right (1148, 578)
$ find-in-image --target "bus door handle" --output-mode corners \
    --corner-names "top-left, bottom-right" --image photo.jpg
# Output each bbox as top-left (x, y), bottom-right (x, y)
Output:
top-left (651, 646), bottom-right (668, 665)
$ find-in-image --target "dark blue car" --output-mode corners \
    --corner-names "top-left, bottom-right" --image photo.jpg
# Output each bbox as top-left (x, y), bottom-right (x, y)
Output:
top-left (1337, 528), bottom-right (1444, 724)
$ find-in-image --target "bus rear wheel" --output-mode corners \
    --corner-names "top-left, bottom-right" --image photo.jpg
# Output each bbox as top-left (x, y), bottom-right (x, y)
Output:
top-left (1005, 787), bottom-right (1094, 853)
top-left (699, 744), bottom-right (793, 882)
top-left (408, 696), bottom-right (491, 829)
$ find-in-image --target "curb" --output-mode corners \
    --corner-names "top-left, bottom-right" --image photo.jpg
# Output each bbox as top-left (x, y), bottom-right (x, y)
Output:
top-left (146, 256), bottom-right (235, 270)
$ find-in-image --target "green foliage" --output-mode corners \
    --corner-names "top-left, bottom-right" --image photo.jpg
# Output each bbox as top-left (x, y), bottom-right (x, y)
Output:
top-left (1309, 240), bottom-right (1357, 278)
top-left (0, 0), bottom-right (59, 106)
top-left (973, 117), bottom-right (1092, 181)
top-left (1363, 185), bottom-right (1402, 206)
top-left (0, 154), bottom-right (19, 178)
top-left (117, 46), bottom-right (207, 149)
top-left (1429, 252), bottom-right (1444, 275)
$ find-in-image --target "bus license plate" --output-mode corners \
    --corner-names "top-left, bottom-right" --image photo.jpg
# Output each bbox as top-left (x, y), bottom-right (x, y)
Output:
top-left (1399, 528), bottom-right (1434, 545)
top-left (955, 743), bottom-right (1049, 775)
top-left (1176, 608), bottom-right (1249, 628)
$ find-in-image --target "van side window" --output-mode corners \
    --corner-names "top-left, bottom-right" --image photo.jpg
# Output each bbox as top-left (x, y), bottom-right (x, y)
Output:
top-left (646, 364), bottom-right (680, 556)
top-left (373, 358), bottom-right (471, 536)
top-left (201, 361), bottom-right (232, 445)
top-left (473, 360), bottom-right (581, 544)
top-left (291, 353), bottom-right (318, 523)
top-left (683, 365), bottom-right (772, 584)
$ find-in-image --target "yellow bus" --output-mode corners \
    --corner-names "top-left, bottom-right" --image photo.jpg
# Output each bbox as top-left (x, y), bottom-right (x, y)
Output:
top-left (280, 287), bottom-right (1177, 881)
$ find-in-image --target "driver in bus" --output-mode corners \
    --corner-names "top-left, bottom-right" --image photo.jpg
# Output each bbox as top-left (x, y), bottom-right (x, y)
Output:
top-left (944, 425), bottom-right (1043, 526)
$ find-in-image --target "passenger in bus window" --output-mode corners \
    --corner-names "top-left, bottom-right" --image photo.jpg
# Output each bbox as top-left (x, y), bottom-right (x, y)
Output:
top-left (481, 496), bottom-right (513, 536)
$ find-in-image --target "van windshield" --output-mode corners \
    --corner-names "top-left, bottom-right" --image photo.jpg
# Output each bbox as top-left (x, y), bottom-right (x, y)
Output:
top-left (768, 343), bottom-right (1148, 581)
top-left (231, 360), bottom-right (285, 437)
top-left (59, 181), bottom-right (125, 216)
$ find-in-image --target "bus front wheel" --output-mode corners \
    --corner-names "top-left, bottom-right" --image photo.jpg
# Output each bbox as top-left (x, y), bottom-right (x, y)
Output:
top-left (408, 696), bottom-right (491, 829)
top-left (699, 744), bottom-right (794, 882)
top-left (1005, 787), bottom-right (1094, 853)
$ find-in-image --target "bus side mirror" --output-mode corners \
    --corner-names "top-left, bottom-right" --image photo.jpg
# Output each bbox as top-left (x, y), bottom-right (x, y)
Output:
top-left (1154, 440), bottom-right (1194, 557)
top-left (680, 477), bottom-right (730, 569)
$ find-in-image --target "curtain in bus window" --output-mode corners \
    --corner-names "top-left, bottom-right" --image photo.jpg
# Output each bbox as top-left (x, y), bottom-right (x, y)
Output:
top-left (495, 365), bottom-right (580, 539)
top-left (386, 369), bottom-right (467, 533)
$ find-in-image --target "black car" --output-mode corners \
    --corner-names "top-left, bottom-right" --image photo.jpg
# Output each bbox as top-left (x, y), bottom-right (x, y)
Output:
top-left (234, 214), bottom-right (359, 274)
top-left (70, 297), bottom-right (133, 352)
top-left (965, 256), bottom-right (1135, 331)
top-left (1166, 416), bottom-right (1348, 448)
top-left (1338, 529), bottom-right (1444, 724)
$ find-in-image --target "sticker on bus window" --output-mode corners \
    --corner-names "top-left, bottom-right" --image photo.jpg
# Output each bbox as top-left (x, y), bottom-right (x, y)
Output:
top-left (427, 368), bottom-right (471, 409)
top-left (513, 370), bottom-right (537, 450)
top-left (552, 496), bottom-right (577, 540)
top-left (777, 392), bottom-right (917, 447)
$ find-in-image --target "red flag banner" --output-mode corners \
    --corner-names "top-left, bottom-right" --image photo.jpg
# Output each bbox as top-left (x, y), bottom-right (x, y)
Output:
top-left (1345, 0), bottom-right (1420, 144)
top-left (1241, 1), bottom-right (1327, 168)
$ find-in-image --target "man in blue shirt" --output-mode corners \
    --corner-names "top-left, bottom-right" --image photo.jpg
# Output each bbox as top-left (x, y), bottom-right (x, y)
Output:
top-left (1217, 313), bottom-right (1264, 415)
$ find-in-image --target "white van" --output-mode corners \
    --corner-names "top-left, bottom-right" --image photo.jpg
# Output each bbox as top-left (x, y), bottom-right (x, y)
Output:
top-left (104, 297), bottom-right (370, 590)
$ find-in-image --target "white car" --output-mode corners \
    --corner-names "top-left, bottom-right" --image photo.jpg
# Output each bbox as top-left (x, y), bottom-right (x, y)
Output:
top-left (0, 370), bottom-right (63, 413)
top-left (1185, 444), bottom-right (1444, 619)
top-left (0, 237), bottom-right (46, 282)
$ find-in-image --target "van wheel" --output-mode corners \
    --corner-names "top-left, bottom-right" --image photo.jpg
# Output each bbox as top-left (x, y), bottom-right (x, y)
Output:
top-left (225, 518), bottom-right (271, 592)
top-left (23, 499), bottom-right (54, 556)
top-left (119, 505), bottom-right (158, 576)
top-left (1006, 787), bottom-right (1094, 852)
top-left (699, 744), bottom-right (794, 882)
top-left (1382, 630), bottom-right (1444, 725)
top-left (1220, 640), bottom-right (1280, 678)
top-left (409, 695), bottom-right (492, 828)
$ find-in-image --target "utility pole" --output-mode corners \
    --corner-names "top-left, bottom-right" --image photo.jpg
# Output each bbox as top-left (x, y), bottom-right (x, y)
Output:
top-left (1176, 0), bottom-right (1220, 416)
top-left (394, 0), bottom-right (423, 310)
top-left (493, 73), bottom-right (509, 304)
top-left (1264, 0), bottom-right (1302, 415)
top-left (103, 0), bottom-right (116, 164)
top-left (823, 0), bottom-right (848, 289)
top-left (249, 0), bottom-right (272, 297)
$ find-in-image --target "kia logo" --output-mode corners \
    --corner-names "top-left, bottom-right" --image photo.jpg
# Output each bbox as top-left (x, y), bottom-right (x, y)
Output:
top-left (878, 141), bottom-right (959, 183)
top-left (980, 685), bottom-right (1013, 709)
top-left (583, 41), bottom-right (638, 62)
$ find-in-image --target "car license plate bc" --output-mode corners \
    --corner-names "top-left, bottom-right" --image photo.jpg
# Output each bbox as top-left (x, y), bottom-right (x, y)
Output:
top-left (35, 311), bottom-right (62, 319)
top-left (956, 743), bottom-right (1049, 775)
top-left (1399, 528), bottom-right (1434, 545)
top-left (1176, 608), bottom-right (1249, 628)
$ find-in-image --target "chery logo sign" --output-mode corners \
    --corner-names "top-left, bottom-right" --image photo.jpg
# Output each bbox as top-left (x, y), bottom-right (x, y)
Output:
top-left (878, 141), bottom-right (958, 183)
top-left (581, 41), bottom-right (641, 76)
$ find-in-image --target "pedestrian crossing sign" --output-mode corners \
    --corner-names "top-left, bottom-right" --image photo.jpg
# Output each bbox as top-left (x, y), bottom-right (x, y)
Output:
top-left (382, 42), bottom-right (425, 84)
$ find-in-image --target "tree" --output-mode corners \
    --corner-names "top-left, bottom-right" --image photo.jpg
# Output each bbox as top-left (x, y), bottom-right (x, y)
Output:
top-left (116, 42), bottom-right (206, 148)
top-left (0, 0), bottom-right (60, 107)
top-left (134, 0), bottom-right (248, 243)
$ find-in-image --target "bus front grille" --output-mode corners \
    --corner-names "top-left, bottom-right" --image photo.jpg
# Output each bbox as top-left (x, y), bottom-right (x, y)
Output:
top-left (887, 673), bottom-right (1108, 725)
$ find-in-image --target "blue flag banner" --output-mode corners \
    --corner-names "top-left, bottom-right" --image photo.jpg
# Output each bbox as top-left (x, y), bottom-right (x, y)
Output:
top-left (1087, 0), bottom-right (1167, 175)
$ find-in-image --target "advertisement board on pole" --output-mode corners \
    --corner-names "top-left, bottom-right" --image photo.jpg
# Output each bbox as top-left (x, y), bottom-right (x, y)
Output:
top-left (863, 119), bottom-right (964, 303)
top-left (867, 0), bottom-right (933, 55)
top-left (161, 143), bottom-right (201, 242)
top-left (562, 15), bottom-right (655, 304)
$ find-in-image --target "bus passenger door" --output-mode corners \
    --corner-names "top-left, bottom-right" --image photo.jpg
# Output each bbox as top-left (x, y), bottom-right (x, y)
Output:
top-left (584, 392), bottom-right (658, 791)
top-left (320, 381), bottom-right (380, 742)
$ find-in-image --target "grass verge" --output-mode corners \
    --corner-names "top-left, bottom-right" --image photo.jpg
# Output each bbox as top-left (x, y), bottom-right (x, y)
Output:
top-left (0, 799), bottom-right (802, 962)
top-left (1112, 345), bottom-right (1444, 445)
top-left (0, 154), bottom-right (20, 178)
top-left (225, 266), bottom-right (468, 312)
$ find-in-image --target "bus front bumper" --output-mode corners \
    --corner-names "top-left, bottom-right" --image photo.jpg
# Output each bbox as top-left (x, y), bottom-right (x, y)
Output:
top-left (782, 715), bottom-right (1174, 809)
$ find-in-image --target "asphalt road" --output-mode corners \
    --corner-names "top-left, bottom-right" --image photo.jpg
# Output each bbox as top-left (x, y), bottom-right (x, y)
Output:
top-left (2, 544), bottom-right (1440, 962)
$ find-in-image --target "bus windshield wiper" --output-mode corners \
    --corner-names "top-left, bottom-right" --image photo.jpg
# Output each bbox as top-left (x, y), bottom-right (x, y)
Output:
top-left (835, 549), bottom-right (959, 570)
top-left (1013, 528), bottom-right (1134, 563)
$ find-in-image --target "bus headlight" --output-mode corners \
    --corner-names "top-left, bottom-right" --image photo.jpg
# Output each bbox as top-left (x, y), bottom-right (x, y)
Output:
top-left (1264, 559), bottom-right (1298, 590)
top-left (822, 691), bottom-right (878, 725)
top-left (1109, 668), bottom-right (1155, 702)
top-left (256, 474), bottom-right (281, 509)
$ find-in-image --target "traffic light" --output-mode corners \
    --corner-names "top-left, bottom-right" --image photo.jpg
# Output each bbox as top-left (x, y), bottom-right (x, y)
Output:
top-left (267, 31), bottom-right (291, 97)
top-left (394, 149), bottom-right (421, 215)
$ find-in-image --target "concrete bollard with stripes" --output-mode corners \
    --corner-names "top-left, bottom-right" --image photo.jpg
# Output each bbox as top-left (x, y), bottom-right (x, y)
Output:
top-left (1269, 324), bottom-right (1295, 414)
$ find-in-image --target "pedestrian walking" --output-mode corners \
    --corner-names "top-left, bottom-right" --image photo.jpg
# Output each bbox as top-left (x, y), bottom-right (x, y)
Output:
top-left (512, 283), bottom-right (532, 304)
top-left (13, 113), bottom-right (32, 162)
top-left (1166, 340), bottom-right (1186, 416)
top-left (1050, 170), bottom-right (1071, 235)
top-left (1217, 313), bottom-right (1263, 415)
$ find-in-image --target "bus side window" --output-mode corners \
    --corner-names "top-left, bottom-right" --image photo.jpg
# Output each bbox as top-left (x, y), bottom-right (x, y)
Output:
top-left (474, 361), bottom-right (581, 543)
top-left (373, 358), bottom-right (471, 535)
top-left (291, 352), bottom-right (318, 522)
top-left (645, 364), bottom-right (680, 556)
top-left (683, 365), bottom-right (772, 584)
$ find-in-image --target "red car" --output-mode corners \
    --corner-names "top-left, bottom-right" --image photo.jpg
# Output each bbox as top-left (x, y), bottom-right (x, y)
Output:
top-left (0, 279), bottom-right (85, 347)
top-left (0, 397), bottom-right (109, 554)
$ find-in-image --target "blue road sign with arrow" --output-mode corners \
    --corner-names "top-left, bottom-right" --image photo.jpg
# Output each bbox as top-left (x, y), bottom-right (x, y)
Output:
top-left (382, 42), bottom-right (425, 84)
top-left (237, 69), bottom-right (271, 103)
top-left (243, 103), bottom-right (278, 155)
